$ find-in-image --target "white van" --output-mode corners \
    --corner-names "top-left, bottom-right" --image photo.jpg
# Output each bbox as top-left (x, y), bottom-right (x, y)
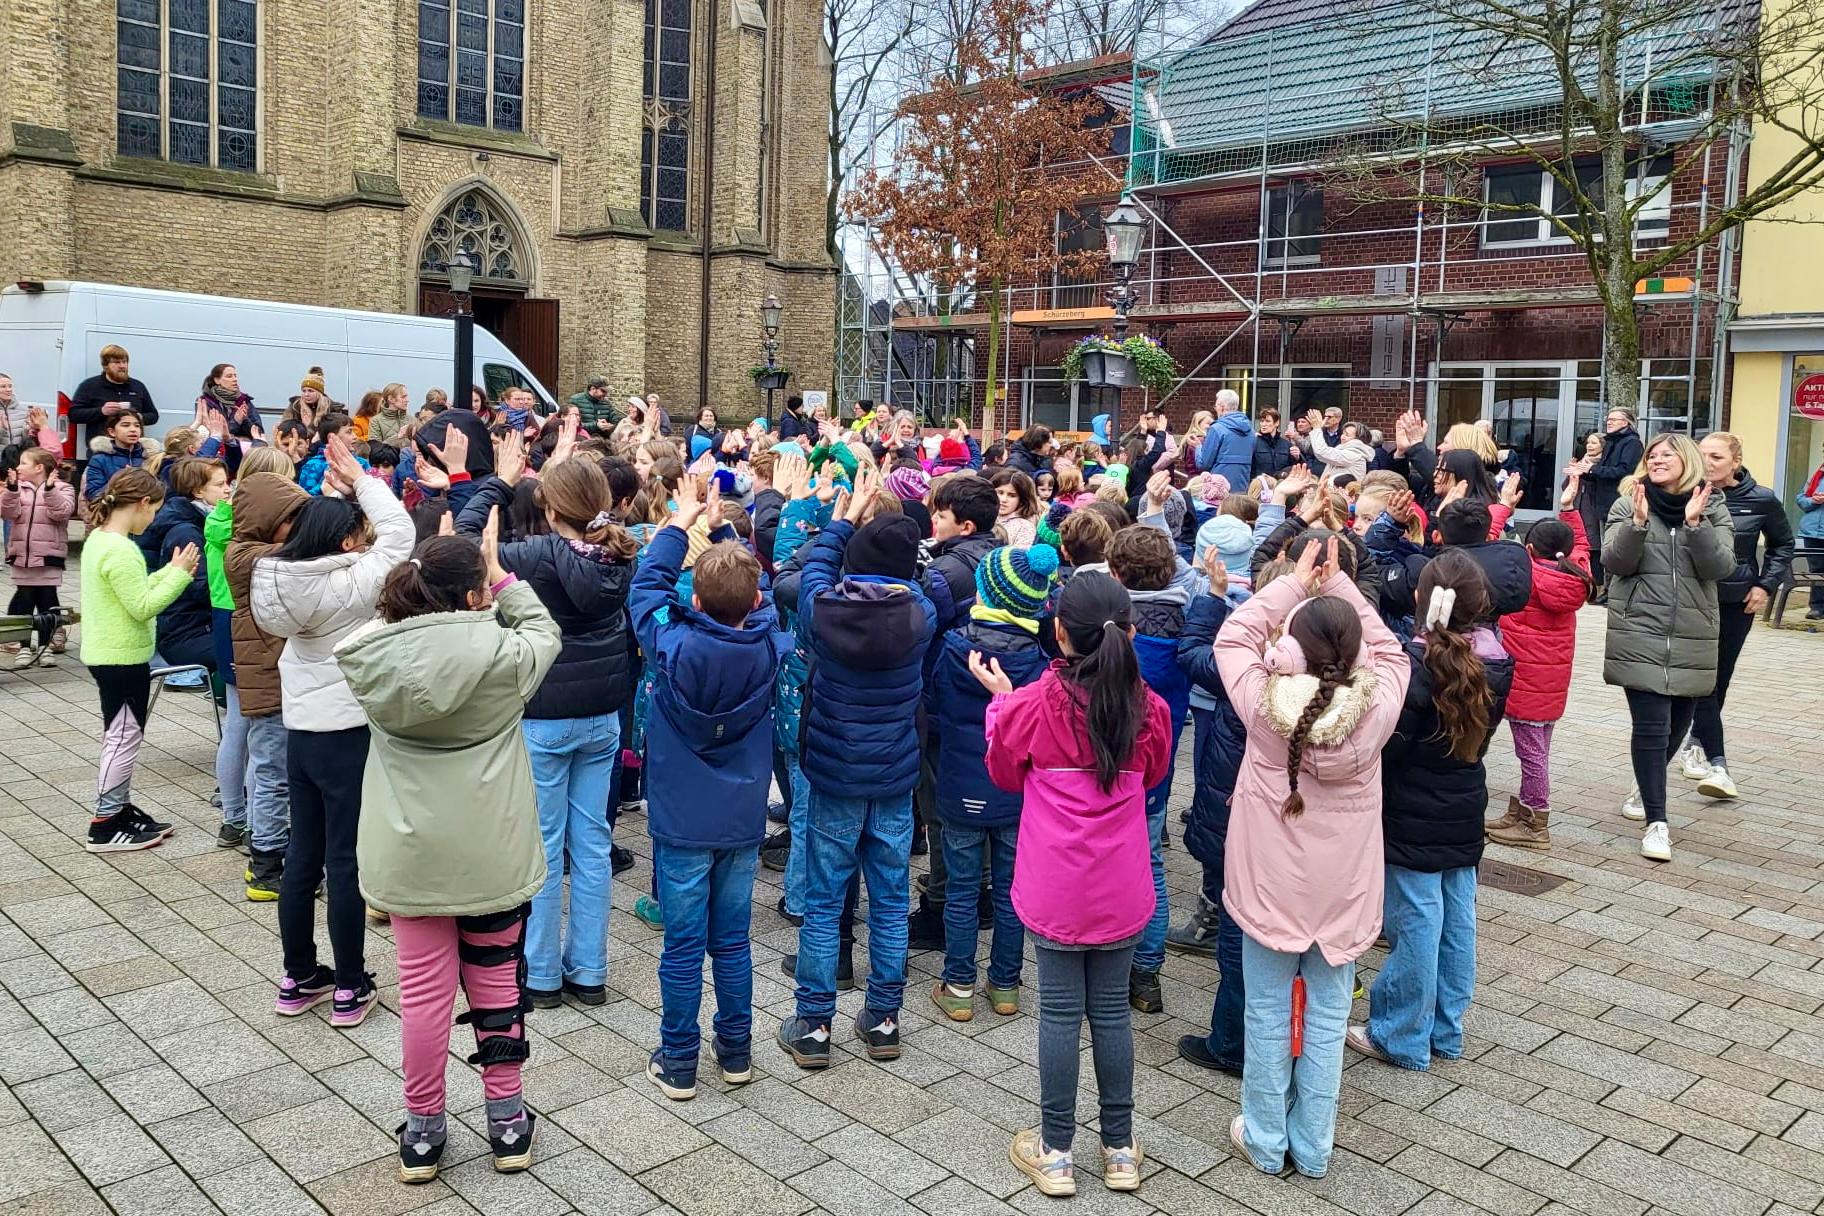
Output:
top-left (0, 281), bottom-right (555, 454)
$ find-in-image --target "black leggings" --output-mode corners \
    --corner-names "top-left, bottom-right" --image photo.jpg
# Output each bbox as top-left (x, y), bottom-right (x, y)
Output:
top-left (1690, 606), bottom-right (1755, 767)
top-left (281, 726), bottom-right (369, 989)
top-left (1625, 689), bottom-right (1697, 825)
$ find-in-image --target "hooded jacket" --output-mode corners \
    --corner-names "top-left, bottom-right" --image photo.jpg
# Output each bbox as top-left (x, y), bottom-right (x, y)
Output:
top-left (1713, 468), bottom-right (1794, 605)
top-left (1602, 489), bottom-right (1736, 697)
top-left (1129, 583), bottom-right (1192, 736)
top-left (1, 479), bottom-right (75, 585)
top-left (985, 665), bottom-right (1173, 946)
top-left (1215, 571), bottom-right (1409, 966)
top-left (1309, 431), bottom-right (1377, 484)
top-left (921, 531), bottom-right (1001, 637)
top-left (249, 476), bottom-right (415, 730)
top-left (797, 519), bottom-right (936, 796)
top-left (224, 473), bottom-right (310, 716)
top-left (1452, 538), bottom-right (1534, 620)
top-left (141, 494), bottom-right (213, 657)
top-left (367, 405), bottom-right (410, 448)
top-left (1585, 426), bottom-right (1645, 524)
top-left (340, 580), bottom-right (562, 917)
top-left (82, 437), bottom-right (149, 502)
top-left (632, 526), bottom-right (784, 848)
top-left (1198, 410), bottom-right (1257, 489)
top-left (1502, 510), bottom-right (1591, 722)
top-left (1382, 630), bottom-right (1514, 872)
top-left (928, 619), bottom-right (1050, 829)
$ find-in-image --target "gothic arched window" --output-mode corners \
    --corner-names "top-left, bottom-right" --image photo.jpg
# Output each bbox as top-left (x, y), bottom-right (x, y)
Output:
top-left (417, 0), bottom-right (524, 131)
top-left (418, 190), bottom-right (525, 283)
top-left (116, 0), bottom-right (259, 170)
top-left (640, 0), bottom-right (692, 231)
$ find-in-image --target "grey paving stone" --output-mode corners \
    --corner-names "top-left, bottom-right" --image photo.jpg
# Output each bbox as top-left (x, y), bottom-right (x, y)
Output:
top-left (1484, 1148), bottom-right (1649, 1216)
top-left (14, 1068), bottom-right (118, 1133)
top-left (798, 1061), bottom-right (949, 1135)
top-left (813, 1122), bottom-right (946, 1197)
top-left (893, 1108), bottom-right (1028, 1200)
top-left (200, 1060), bottom-right (330, 1124)
top-left (100, 1164), bottom-right (223, 1216)
top-left (639, 1145), bottom-right (815, 1216)
top-left (1387, 1144), bottom-right (1549, 1216)
top-left (700, 1108), bottom-right (828, 1180)
top-left (1572, 1139), bottom-right (1768, 1216)
top-left (551, 1088), bottom-right (709, 1175)
top-left (201, 1156), bottom-right (341, 1216)
top-left (1427, 1088), bottom-right (1602, 1167)
top-left (784, 1160), bottom-right (923, 1216)
top-left (103, 1063), bottom-right (210, 1123)
top-left (0, 1024), bottom-right (74, 1085)
top-left (0, 1120), bottom-right (82, 1203)
top-left (1532, 1034), bottom-right (1698, 1100)
top-left (102, 977), bottom-right (233, 1041)
top-left (247, 1095), bottom-right (394, 1184)
top-left (146, 1108), bottom-right (266, 1180)
top-left (51, 1112), bottom-right (171, 1187)
top-left (528, 1148), bottom-right (662, 1216)
top-left (305, 1157), bottom-right (456, 1216)
top-left (729, 1078), bottom-right (850, 1140)
top-left (1289, 1148), bottom-right (1433, 1216)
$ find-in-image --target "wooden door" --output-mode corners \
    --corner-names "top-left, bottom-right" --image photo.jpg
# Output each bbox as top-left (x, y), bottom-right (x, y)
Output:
top-left (503, 298), bottom-right (561, 396)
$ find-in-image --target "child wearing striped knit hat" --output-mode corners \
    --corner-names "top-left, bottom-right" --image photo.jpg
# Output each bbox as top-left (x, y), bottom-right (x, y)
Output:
top-left (925, 543), bottom-right (1061, 1023)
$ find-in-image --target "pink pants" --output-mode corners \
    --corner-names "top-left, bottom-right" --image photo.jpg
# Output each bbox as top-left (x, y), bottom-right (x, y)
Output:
top-left (1509, 720), bottom-right (1554, 811)
top-left (393, 907), bottom-right (530, 1116)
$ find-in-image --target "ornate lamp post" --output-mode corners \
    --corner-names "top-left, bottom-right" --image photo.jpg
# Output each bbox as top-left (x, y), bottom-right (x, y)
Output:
top-left (1102, 196), bottom-right (1147, 339)
top-left (757, 292), bottom-right (787, 420)
top-left (448, 250), bottom-right (481, 411)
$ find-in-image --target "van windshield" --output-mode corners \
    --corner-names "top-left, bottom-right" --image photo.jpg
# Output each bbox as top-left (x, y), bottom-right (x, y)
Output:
top-left (482, 363), bottom-right (552, 412)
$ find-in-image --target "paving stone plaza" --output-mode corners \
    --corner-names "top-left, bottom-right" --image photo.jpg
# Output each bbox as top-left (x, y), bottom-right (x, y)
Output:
top-left (1, 592), bottom-right (1822, 1216)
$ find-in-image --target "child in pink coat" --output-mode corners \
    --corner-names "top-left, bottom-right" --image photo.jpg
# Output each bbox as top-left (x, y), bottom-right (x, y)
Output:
top-left (977, 571), bottom-right (1173, 1200)
top-left (3, 448), bottom-right (76, 666)
top-left (1214, 534), bottom-right (1409, 1179)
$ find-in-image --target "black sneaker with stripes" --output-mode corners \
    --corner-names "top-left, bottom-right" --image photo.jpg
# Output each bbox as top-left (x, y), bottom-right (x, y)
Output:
top-left (86, 807), bottom-right (174, 853)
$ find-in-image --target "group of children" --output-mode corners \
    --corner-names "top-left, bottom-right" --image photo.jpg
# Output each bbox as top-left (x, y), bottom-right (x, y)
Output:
top-left (43, 366), bottom-right (1630, 1196)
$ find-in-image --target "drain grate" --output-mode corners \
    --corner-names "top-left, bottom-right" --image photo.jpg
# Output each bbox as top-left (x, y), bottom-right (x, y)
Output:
top-left (1479, 859), bottom-right (1569, 897)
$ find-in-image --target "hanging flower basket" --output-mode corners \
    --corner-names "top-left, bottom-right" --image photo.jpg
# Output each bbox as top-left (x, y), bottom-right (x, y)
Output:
top-left (750, 366), bottom-right (792, 392)
top-left (1061, 334), bottom-right (1178, 395)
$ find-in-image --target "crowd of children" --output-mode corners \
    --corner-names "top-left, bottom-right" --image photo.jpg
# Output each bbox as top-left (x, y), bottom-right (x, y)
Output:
top-left (3, 345), bottom-right (1760, 1196)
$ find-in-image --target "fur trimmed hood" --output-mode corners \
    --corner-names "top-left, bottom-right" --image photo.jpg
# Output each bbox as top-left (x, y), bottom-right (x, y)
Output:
top-left (1263, 667), bottom-right (1379, 746)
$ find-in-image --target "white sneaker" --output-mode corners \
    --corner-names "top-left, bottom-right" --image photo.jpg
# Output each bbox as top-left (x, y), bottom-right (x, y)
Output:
top-left (1622, 789), bottom-right (1646, 821)
top-left (11, 645), bottom-right (40, 670)
top-left (1679, 743), bottom-right (1711, 781)
top-left (1641, 821), bottom-right (1672, 861)
top-left (1697, 765), bottom-right (1739, 800)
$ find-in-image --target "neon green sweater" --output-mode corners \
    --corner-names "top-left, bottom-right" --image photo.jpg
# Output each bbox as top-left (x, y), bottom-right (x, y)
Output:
top-left (78, 530), bottom-right (192, 666)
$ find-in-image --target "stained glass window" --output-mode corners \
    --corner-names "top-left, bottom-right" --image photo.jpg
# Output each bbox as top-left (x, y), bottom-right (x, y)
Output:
top-left (419, 190), bottom-right (524, 284)
top-left (417, 0), bottom-right (523, 132)
top-left (115, 0), bottom-right (256, 169)
top-left (640, 0), bottom-right (692, 231)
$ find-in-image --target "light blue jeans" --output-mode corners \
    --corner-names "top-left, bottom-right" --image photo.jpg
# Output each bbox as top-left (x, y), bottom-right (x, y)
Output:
top-left (1238, 933), bottom-right (1355, 1178)
top-left (216, 684), bottom-right (249, 828)
top-left (524, 713), bottom-right (621, 991)
top-left (782, 752), bottom-right (811, 919)
top-left (245, 712), bottom-right (290, 854)
top-left (1368, 864), bottom-right (1477, 1070)
top-left (653, 843), bottom-right (759, 1070)
top-left (796, 790), bottom-right (913, 1023)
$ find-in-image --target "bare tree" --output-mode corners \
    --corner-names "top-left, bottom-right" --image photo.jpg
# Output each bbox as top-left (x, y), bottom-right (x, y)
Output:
top-left (825, 0), bottom-right (918, 260)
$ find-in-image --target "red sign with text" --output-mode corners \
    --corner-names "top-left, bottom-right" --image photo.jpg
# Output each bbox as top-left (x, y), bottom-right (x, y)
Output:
top-left (1796, 374), bottom-right (1824, 421)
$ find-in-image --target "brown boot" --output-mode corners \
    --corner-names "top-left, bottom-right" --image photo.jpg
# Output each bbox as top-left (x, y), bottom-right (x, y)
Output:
top-left (1487, 794), bottom-right (1525, 834)
top-left (1488, 803), bottom-right (1551, 850)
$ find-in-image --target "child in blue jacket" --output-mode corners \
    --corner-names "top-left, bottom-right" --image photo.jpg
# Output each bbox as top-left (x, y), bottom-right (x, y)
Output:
top-left (778, 469), bottom-right (936, 1070)
top-left (926, 544), bottom-right (1059, 1023)
top-left (633, 475), bottom-right (786, 1102)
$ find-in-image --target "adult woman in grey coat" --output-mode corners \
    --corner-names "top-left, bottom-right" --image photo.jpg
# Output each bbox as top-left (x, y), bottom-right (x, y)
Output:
top-left (1602, 431), bottom-right (1735, 863)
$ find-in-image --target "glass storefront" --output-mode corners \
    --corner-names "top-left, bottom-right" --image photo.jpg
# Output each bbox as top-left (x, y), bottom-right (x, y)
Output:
top-left (1783, 353), bottom-right (1824, 531)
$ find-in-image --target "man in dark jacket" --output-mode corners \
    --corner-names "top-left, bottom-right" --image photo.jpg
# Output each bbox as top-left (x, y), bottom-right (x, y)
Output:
top-left (776, 395), bottom-right (809, 443)
top-left (1583, 408), bottom-right (1645, 588)
top-left (69, 344), bottom-right (158, 473)
top-left (567, 377), bottom-right (623, 433)
top-left (779, 478), bottom-right (935, 1071)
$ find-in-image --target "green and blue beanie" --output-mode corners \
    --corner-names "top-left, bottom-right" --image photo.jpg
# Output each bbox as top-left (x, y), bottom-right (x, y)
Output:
top-left (975, 544), bottom-right (1061, 621)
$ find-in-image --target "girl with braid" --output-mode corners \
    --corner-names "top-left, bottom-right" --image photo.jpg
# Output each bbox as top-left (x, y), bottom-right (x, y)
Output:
top-left (1213, 532), bottom-right (1408, 1179)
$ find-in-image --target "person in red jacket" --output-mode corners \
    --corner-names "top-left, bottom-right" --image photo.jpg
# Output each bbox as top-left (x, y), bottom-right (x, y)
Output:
top-left (1485, 471), bottom-right (1596, 849)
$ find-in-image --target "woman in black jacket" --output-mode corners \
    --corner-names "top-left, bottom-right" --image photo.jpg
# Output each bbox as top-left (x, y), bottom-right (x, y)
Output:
top-left (1673, 432), bottom-right (1795, 799)
top-left (1583, 408), bottom-right (1645, 591)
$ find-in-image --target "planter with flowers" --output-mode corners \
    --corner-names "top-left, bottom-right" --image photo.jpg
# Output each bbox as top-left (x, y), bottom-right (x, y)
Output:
top-left (750, 365), bottom-right (792, 392)
top-left (1061, 334), bottom-right (1177, 394)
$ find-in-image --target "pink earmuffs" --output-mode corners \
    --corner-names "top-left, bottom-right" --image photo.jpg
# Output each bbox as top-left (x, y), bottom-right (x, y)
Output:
top-left (1263, 598), bottom-right (1314, 675)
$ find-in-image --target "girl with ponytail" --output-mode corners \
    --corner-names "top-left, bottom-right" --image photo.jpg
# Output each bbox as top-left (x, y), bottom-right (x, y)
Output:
top-left (974, 572), bottom-right (1174, 1198)
top-left (1348, 549), bottom-right (1511, 1074)
top-left (1213, 535), bottom-right (1408, 1180)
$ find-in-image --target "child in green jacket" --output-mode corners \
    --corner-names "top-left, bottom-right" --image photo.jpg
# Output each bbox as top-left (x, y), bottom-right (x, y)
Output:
top-left (79, 467), bottom-right (197, 852)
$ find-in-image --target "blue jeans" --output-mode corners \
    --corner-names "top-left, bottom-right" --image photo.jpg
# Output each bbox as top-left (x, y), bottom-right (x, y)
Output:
top-left (941, 821), bottom-right (1022, 990)
top-left (795, 790), bottom-right (913, 1023)
top-left (653, 842), bottom-right (758, 1070)
top-left (1186, 709), bottom-right (1245, 1068)
top-left (1135, 783), bottom-right (1172, 974)
top-left (1368, 864), bottom-right (1477, 1070)
top-left (245, 712), bottom-right (290, 854)
top-left (1238, 933), bottom-right (1354, 1178)
top-left (782, 752), bottom-right (811, 919)
top-left (216, 684), bottom-right (249, 828)
top-left (523, 713), bottom-right (621, 991)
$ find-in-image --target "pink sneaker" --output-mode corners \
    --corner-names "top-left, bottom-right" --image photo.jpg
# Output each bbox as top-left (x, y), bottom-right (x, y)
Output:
top-left (331, 974), bottom-right (378, 1028)
top-left (274, 966), bottom-right (335, 1016)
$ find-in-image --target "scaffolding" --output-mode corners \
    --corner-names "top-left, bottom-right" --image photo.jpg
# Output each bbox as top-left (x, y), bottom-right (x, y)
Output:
top-left (838, 0), bottom-right (1745, 464)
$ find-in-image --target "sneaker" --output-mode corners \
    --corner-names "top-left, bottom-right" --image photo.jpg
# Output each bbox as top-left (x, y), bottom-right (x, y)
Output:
top-left (618, 798), bottom-right (646, 815)
top-left (610, 845), bottom-right (635, 876)
top-left (122, 803), bottom-right (173, 837)
top-left (1808, 608), bottom-right (1824, 621)
top-left (931, 980), bottom-right (974, 1023)
top-left (854, 1008), bottom-right (900, 1061)
top-left (759, 827), bottom-right (790, 872)
top-left (633, 895), bottom-right (663, 929)
top-left (1679, 742), bottom-right (1711, 780)
top-left (1176, 1033), bottom-right (1243, 1077)
top-left (1101, 1142), bottom-right (1143, 1192)
top-left (985, 983), bottom-right (1020, 1016)
top-left (396, 1122), bottom-right (446, 1184)
top-left (275, 965), bottom-right (336, 1016)
top-left (1641, 821), bottom-right (1672, 862)
top-left (48, 627), bottom-right (66, 655)
top-left (1128, 967), bottom-right (1163, 1014)
top-left (775, 895), bottom-right (803, 927)
top-left (906, 898), bottom-right (944, 952)
top-left (1166, 895), bottom-right (1220, 953)
top-left (85, 808), bottom-right (173, 853)
top-left (366, 906), bottom-right (390, 925)
top-left (766, 801), bottom-right (789, 825)
top-left (1622, 789), bottom-right (1646, 821)
top-left (1229, 1113), bottom-right (1286, 1175)
top-left (562, 980), bottom-right (607, 1007)
top-left (1009, 1128), bottom-right (1075, 1197)
top-left (331, 974), bottom-right (378, 1028)
top-left (780, 950), bottom-right (853, 991)
top-left (648, 1054), bottom-right (698, 1101)
top-left (1697, 765), bottom-right (1739, 799)
top-left (716, 1040), bottom-right (753, 1086)
top-left (776, 1016), bottom-right (832, 1069)
top-left (489, 1110), bottom-right (536, 1172)
top-left (1345, 1023), bottom-right (1389, 1062)
top-left (526, 988), bottom-right (562, 1010)
top-left (12, 645), bottom-right (42, 670)
top-left (245, 848), bottom-right (283, 902)
top-left (215, 822), bottom-right (248, 850)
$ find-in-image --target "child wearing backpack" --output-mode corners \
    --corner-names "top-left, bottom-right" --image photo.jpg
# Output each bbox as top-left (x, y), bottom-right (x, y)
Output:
top-left (1349, 550), bottom-right (1511, 1072)
top-left (1486, 476), bottom-right (1593, 850)
top-left (975, 571), bottom-right (1174, 1198)
top-left (1218, 535), bottom-right (1409, 1179)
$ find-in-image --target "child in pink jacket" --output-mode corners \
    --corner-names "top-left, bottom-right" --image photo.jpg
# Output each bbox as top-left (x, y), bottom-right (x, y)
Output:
top-left (3, 448), bottom-right (76, 667)
top-left (976, 571), bottom-right (1173, 1200)
top-left (1214, 534), bottom-right (1409, 1179)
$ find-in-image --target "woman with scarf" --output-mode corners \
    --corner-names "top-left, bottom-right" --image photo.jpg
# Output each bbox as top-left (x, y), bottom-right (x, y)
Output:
top-left (197, 364), bottom-right (261, 440)
top-left (1601, 432), bottom-right (1734, 862)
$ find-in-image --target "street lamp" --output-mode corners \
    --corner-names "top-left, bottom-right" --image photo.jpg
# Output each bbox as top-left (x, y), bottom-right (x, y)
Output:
top-left (759, 293), bottom-right (784, 421)
top-left (448, 250), bottom-right (481, 417)
top-left (1102, 196), bottom-right (1147, 339)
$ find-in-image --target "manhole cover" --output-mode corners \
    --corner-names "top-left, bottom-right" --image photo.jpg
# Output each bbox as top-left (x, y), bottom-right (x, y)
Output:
top-left (1479, 859), bottom-right (1568, 896)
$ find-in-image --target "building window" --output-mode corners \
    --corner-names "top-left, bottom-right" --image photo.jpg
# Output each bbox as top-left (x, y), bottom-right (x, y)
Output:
top-left (1266, 184), bottom-right (1322, 267)
top-left (1223, 364), bottom-right (1350, 415)
top-left (1482, 158), bottom-right (1669, 248)
top-left (641, 0), bottom-right (693, 231)
top-left (417, 0), bottom-right (523, 132)
top-left (1053, 207), bottom-right (1104, 309)
top-left (419, 190), bottom-right (525, 283)
top-left (116, 0), bottom-right (258, 170)
top-left (1625, 155), bottom-right (1673, 246)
